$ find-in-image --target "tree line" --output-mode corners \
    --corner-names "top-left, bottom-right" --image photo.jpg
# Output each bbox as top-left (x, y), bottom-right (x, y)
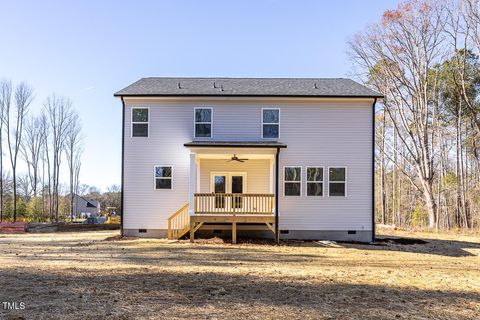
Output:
top-left (0, 79), bottom-right (85, 222)
top-left (349, 0), bottom-right (480, 230)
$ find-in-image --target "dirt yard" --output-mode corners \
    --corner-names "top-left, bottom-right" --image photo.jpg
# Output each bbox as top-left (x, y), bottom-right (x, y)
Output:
top-left (0, 229), bottom-right (479, 320)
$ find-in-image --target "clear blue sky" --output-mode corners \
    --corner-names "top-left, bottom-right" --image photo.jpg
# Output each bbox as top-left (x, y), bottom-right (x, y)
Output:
top-left (0, 0), bottom-right (400, 191)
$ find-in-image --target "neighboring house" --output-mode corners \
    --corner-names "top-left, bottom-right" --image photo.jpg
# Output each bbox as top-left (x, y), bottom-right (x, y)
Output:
top-left (73, 194), bottom-right (100, 218)
top-left (114, 78), bottom-right (382, 243)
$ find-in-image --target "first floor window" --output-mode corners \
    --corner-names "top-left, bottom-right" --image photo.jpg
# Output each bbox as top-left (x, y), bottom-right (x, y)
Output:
top-left (329, 167), bottom-right (346, 196)
top-left (262, 108), bottom-right (279, 138)
top-left (307, 167), bottom-right (324, 196)
top-left (155, 166), bottom-right (172, 189)
top-left (284, 166), bottom-right (301, 196)
top-left (195, 108), bottom-right (212, 138)
top-left (132, 108), bottom-right (149, 137)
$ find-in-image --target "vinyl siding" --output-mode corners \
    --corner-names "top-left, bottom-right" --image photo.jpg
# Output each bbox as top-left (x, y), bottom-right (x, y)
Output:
top-left (123, 98), bottom-right (372, 231)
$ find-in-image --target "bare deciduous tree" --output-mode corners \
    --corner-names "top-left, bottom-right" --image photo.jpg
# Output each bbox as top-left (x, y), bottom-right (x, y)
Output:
top-left (349, 0), bottom-right (448, 228)
top-left (0, 80), bottom-right (12, 221)
top-left (44, 94), bottom-right (72, 222)
top-left (2, 82), bottom-right (33, 221)
top-left (65, 110), bottom-right (83, 220)
top-left (21, 115), bottom-right (46, 205)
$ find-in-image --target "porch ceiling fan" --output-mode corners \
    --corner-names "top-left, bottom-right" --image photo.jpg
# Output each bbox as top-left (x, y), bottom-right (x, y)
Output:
top-left (227, 154), bottom-right (249, 163)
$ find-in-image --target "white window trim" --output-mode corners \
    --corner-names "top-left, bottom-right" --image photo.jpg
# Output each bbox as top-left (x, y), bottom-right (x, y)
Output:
top-left (131, 107), bottom-right (149, 138)
top-left (327, 166), bottom-right (347, 197)
top-left (194, 107), bottom-right (213, 138)
top-left (261, 108), bottom-right (280, 139)
top-left (153, 165), bottom-right (173, 190)
top-left (283, 166), bottom-right (302, 196)
top-left (210, 172), bottom-right (248, 193)
top-left (306, 166), bottom-right (325, 197)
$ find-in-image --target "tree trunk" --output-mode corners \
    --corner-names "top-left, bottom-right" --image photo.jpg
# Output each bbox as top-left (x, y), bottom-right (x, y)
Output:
top-left (423, 182), bottom-right (437, 228)
top-left (0, 133), bottom-right (2, 222)
top-left (380, 110), bottom-right (387, 225)
top-left (12, 167), bottom-right (16, 221)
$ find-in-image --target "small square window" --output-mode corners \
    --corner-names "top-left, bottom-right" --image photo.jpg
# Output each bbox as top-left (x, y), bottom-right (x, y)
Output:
top-left (154, 166), bottom-right (172, 189)
top-left (262, 109), bottom-right (279, 139)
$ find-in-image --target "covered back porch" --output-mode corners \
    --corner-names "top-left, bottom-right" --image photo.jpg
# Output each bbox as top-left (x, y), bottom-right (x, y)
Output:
top-left (168, 141), bottom-right (285, 243)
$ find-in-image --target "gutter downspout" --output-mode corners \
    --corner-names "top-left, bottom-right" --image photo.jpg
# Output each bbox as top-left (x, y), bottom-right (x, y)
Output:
top-left (120, 96), bottom-right (125, 237)
top-left (275, 147), bottom-right (280, 244)
top-left (372, 97), bottom-right (377, 243)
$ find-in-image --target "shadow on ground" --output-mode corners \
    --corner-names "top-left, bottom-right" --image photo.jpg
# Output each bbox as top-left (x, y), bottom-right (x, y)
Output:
top-left (0, 266), bottom-right (478, 320)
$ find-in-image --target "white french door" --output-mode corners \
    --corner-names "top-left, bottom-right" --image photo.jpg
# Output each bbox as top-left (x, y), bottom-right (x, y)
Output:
top-left (211, 172), bottom-right (247, 210)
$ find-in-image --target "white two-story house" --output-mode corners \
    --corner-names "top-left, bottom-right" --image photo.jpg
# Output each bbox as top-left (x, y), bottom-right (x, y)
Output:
top-left (114, 78), bottom-right (382, 243)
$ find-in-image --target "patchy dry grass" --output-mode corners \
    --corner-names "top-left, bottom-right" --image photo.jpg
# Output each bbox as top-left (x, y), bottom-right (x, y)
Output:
top-left (0, 229), bottom-right (479, 319)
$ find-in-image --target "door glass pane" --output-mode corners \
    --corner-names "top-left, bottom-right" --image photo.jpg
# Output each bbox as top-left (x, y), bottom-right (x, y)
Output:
top-left (231, 176), bottom-right (243, 209)
top-left (214, 176), bottom-right (226, 209)
top-left (231, 176), bottom-right (243, 193)
top-left (214, 176), bottom-right (226, 193)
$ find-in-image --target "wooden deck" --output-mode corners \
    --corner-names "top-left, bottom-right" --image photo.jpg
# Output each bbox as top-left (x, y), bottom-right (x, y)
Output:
top-left (167, 194), bottom-right (276, 243)
top-left (192, 193), bottom-right (275, 243)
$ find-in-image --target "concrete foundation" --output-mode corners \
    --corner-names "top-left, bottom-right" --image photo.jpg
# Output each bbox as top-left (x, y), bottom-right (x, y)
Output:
top-left (123, 227), bottom-right (372, 243)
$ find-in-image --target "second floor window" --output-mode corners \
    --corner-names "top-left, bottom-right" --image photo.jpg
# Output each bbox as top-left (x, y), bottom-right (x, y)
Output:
top-left (194, 108), bottom-right (212, 138)
top-left (132, 108), bottom-right (149, 137)
top-left (262, 108), bottom-right (279, 139)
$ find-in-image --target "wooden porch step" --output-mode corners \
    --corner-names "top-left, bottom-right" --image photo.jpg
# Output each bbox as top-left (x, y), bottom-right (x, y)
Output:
top-left (167, 203), bottom-right (190, 240)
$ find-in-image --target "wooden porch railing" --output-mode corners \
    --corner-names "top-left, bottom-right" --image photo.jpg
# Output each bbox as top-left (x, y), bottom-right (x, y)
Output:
top-left (167, 202), bottom-right (190, 239)
top-left (194, 193), bottom-right (274, 214)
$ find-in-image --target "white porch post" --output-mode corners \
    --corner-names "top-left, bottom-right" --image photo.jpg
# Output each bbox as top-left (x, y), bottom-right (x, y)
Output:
top-left (189, 153), bottom-right (197, 216)
top-left (269, 158), bottom-right (275, 194)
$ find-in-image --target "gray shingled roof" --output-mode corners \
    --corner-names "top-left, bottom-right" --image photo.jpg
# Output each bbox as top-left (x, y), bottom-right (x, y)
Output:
top-left (184, 141), bottom-right (287, 148)
top-left (114, 77), bottom-right (382, 98)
